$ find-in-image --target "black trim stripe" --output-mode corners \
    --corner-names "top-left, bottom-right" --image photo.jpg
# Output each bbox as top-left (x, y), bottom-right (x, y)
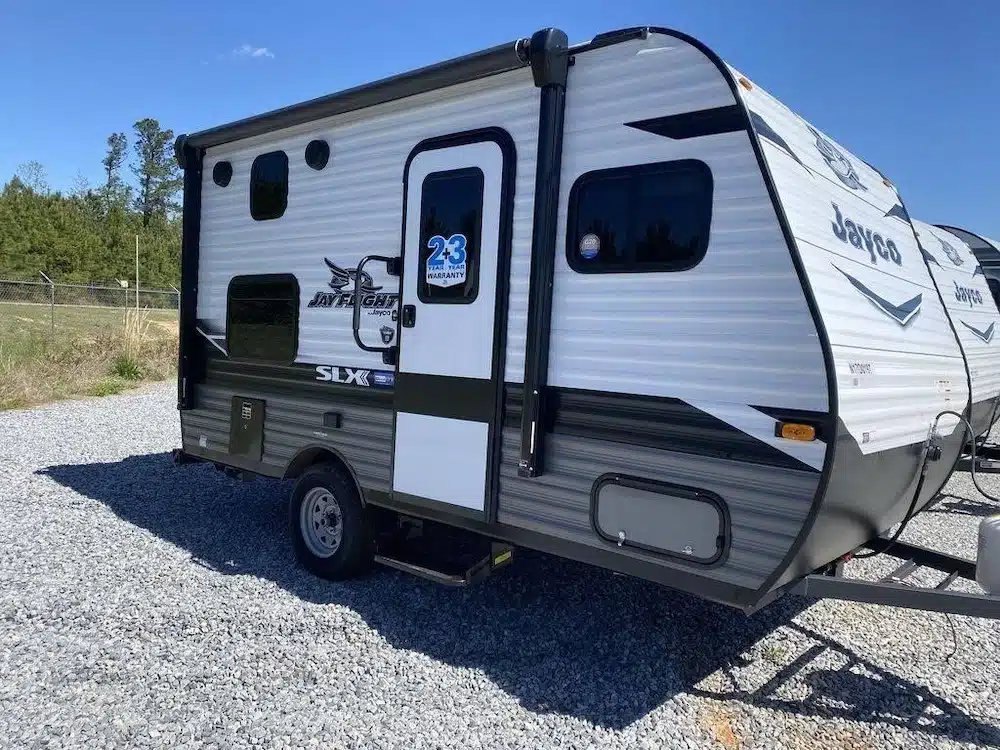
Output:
top-left (394, 373), bottom-right (494, 422)
top-left (624, 105), bottom-right (745, 140)
top-left (176, 140), bottom-right (204, 410)
top-left (505, 385), bottom-right (825, 473)
top-left (203, 356), bottom-right (394, 406)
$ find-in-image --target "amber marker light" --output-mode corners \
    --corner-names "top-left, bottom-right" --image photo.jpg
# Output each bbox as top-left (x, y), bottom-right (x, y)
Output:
top-left (777, 422), bottom-right (817, 441)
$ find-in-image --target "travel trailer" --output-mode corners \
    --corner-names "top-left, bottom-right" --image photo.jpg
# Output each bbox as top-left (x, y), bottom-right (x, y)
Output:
top-left (936, 225), bottom-right (1000, 308)
top-left (912, 220), bottom-right (1000, 437)
top-left (172, 26), bottom-right (1000, 617)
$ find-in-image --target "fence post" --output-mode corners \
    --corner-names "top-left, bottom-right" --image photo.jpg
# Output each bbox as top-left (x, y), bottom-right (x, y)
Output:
top-left (171, 285), bottom-right (181, 312)
top-left (39, 271), bottom-right (54, 336)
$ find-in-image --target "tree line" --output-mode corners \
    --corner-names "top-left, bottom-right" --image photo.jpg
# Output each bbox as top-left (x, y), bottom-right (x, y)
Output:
top-left (0, 119), bottom-right (183, 288)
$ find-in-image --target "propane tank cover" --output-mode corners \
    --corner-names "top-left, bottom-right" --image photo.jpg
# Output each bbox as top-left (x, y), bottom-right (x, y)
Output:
top-left (977, 515), bottom-right (1000, 595)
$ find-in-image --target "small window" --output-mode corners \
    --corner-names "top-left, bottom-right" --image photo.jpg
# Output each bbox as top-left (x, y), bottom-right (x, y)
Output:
top-left (227, 274), bottom-right (299, 362)
top-left (250, 151), bottom-right (288, 221)
top-left (417, 167), bottom-right (484, 304)
top-left (566, 159), bottom-right (713, 273)
top-left (213, 161), bottom-right (233, 187)
top-left (305, 139), bottom-right (330, 170)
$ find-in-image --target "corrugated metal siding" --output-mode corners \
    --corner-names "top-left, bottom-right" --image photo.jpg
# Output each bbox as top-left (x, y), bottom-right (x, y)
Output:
top-left (546, 34), bottom-right (829, 412)
top-left (733, 67), bottom-right (970, 454)
top-left (197, 68), bottom-right (539, 378)
top-left (497, 428), bottom-right (819, 590)
top-left (182, 384), bottom-right (394, 491)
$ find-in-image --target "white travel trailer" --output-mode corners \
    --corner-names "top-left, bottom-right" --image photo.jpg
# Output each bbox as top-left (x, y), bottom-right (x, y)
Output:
top-left (936, 225), bottom-right (1000, 309)
top-left (912, 219), bottom-right (1000, 437)
top-left (172, 26), bottom-right (1000, 616)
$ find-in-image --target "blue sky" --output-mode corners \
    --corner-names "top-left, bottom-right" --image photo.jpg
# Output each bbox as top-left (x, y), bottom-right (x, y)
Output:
top-left (2, 0), bottom-right (998, 236)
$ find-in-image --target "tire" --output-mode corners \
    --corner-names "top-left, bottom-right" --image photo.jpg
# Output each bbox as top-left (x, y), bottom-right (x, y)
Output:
top-left (288, 462), bottom-right (372, 580)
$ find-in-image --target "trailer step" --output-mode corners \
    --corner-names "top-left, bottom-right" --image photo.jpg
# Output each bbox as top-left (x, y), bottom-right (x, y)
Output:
top-left (374, 542), bottom-right (514, 587)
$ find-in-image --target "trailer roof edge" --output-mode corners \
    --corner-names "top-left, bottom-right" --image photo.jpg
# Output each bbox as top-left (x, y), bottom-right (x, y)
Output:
top-left (174, 37), bottom-right (537, 161)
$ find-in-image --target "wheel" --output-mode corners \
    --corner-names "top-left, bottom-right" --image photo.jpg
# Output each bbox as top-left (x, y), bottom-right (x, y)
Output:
top-left (288, 462), bottom-right (372, 580)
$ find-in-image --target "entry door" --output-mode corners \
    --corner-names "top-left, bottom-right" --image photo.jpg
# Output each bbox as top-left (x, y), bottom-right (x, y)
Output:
top-left (391, 133), bottom-right (512, 517)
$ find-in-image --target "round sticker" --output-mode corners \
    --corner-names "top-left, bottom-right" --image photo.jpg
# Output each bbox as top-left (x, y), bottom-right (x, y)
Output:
top-left (579, 233), bottom-right (601, 259)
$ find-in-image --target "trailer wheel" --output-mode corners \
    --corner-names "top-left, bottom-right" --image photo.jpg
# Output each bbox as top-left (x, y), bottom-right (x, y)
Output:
top-left (288, 463), bottom-right (372, 580)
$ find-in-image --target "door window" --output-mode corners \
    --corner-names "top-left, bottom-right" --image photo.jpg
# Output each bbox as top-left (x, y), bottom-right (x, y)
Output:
top-left (417, 167), bottom-right (484, 304)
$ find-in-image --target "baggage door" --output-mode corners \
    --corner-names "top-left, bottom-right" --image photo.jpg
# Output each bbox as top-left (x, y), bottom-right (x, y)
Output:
top-left (391, 131), bottom-right (514, 518)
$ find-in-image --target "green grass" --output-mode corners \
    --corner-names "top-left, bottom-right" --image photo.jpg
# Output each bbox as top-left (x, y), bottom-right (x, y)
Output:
top-left (0, 302), bottom-right (177, 342)
top-left (90, 376), bottom-right (130, 397)
top-left (0, 303), bottom-right (178, 410)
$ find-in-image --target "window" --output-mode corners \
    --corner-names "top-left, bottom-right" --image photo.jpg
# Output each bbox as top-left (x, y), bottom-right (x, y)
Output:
top-left (250, 151), bottom-right (288, 221)
top-left (226, 274), bottom-right (299, 362)
top-left (566, 159), bottom-right (713, 273)
top-left (417, 167), bottom-right (484, 304)
top-left (304, 139), bottom-right (330, 170)
top-left (212, 161), bottom-right (233, 187)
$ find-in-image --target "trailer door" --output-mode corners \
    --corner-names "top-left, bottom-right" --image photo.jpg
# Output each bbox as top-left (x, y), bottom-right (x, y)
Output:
top-left (391, 131), bottom-right (514, 518)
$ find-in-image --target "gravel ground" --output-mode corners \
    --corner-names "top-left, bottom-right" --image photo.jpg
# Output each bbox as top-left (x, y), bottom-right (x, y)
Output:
top-left (1, 383), bottom-right (998, 749)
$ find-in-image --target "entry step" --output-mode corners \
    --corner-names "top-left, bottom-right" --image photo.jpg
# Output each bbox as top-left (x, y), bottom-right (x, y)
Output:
top-left (373, 524), bottom-right (514, 587)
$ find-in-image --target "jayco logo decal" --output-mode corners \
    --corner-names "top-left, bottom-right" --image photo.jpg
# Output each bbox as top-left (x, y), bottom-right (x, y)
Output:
top-left (831, 203), bottom-right (901, 266)
top-left (953, 281), bottom-right (984, 307)
top-left (307, 258), bottom-right (399, 318)
top-left (939, 237), bottom-right (964, 267)
top-left (810, 126), bottom-right (866, 191)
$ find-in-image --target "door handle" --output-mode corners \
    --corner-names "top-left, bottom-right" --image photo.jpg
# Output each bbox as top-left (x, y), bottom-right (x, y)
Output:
top-left (401, 305), bottom-right (416, 328)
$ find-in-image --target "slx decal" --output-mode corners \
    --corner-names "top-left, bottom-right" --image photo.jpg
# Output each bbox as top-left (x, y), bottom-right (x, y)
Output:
top-left (315, 366), bottom-right (395, 387)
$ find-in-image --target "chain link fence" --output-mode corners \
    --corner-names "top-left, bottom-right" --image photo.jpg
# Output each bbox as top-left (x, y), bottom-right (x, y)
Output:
top-left (0, 278), bottom-right (179, 338)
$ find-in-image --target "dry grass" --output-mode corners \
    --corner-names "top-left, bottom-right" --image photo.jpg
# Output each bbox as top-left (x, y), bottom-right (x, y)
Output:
top-left (0, 307), bottom-right (177, 410)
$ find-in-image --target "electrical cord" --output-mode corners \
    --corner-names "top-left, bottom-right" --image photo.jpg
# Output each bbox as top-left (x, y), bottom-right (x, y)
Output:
top-left (936, 410), bottom-right (1000, 503)
top-left (854, 409), bottom-right (1000, 560)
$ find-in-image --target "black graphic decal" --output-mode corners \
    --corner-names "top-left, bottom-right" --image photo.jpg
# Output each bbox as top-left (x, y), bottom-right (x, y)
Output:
top-left (834, 265), bottom-right (921, 326)
top-left (962, 320), bottom-right (996, 344)
top-left (884, 203), bottom-right (910, 222)
top-left (748, 110), bottom-right (809, 171)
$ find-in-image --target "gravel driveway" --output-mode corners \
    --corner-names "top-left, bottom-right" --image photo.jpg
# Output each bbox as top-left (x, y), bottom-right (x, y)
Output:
top-left (1, 383), bottom-right (998, 749)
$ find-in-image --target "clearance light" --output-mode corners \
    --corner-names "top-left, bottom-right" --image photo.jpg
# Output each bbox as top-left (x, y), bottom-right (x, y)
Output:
top-left (777, 422), bottom-right (817, 442)
top-left (738, 77), bottom-right (753, 91)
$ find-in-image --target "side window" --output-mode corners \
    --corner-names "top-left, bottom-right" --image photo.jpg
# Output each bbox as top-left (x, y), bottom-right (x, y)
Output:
top-left (227, 274), bottom-right (299, 362)
top-left (250, 151), bottom-right (289, 221)
top-left (417, 167), bottom-right (484, 304)
top-left (566, 159), bottom-right (713, 273)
